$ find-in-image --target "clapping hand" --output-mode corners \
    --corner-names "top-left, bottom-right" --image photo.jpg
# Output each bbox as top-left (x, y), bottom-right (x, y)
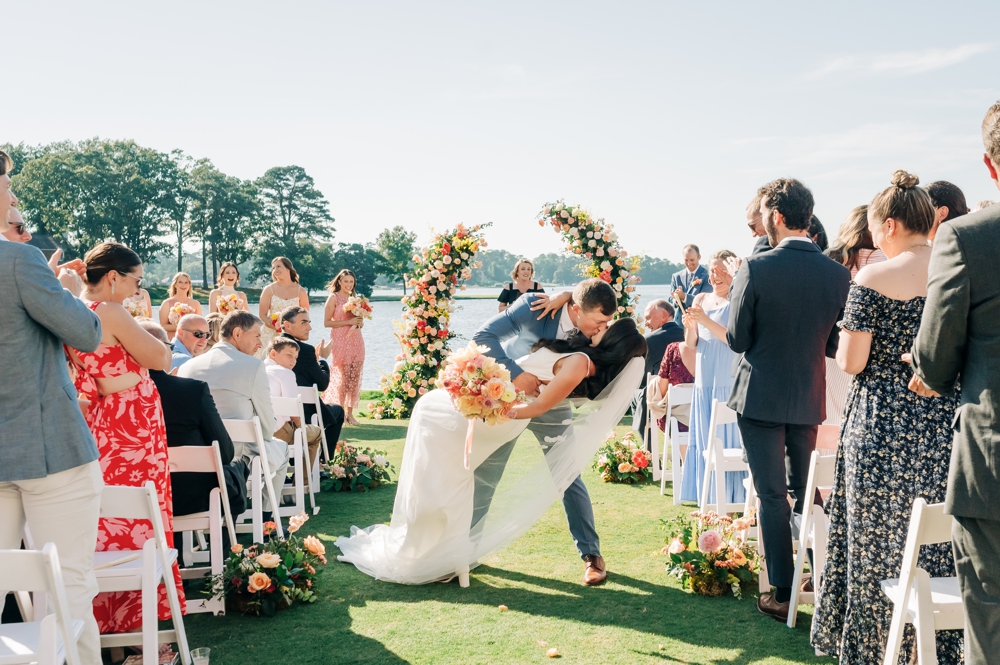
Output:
top-left (684, 305), bottom-right (706, 326)
top-left (316, 338), bottom-right (332, 360)
top-left (723, 256), bottom-right (742, 278)
top-left (901, 353), bottom-right (941, 398)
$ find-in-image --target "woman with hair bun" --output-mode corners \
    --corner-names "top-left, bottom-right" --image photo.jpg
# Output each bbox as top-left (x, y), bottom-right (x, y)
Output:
top-left (258, 256), bottom-right (309, 358)
top-left (812, 171), bottom-right (962, 663)
top-left (66, 241), bottom-right (186, 635)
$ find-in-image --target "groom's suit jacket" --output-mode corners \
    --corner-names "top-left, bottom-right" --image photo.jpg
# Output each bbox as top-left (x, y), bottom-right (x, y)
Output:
top-left (726, 239), bottom-right (850, 425)
top-left (473, 294), bottom-right (562, 379)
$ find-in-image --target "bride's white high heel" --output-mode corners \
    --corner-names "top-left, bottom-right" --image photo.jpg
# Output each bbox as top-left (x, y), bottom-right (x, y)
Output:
top-left (457, 564), bottom-right (470, 588)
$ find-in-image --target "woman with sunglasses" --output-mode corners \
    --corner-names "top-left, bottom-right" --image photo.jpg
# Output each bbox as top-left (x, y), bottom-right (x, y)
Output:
top-left (66, 241), bottom-right (186, 635)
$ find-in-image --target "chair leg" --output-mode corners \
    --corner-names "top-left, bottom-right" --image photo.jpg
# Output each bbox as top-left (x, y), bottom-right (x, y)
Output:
top-left (142, 542), bottom-right (158, 665)
top-left (671, 431), bottom-right (683, 506)
top-left (699, 447), bottom-right (712, 511)
top-left (787, 503), bottom-right (813, 628)
top-left (912, 569), bottom-right (939, 665)
top-left (251, 458), bottom-right (264, 543)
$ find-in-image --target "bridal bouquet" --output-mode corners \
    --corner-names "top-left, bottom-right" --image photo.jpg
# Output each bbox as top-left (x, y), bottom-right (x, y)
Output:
top-left (662, 510), bottom-right (759, 599)
top-left (343, 295), bottom-right (373, 320)
top-left (167, 302), bottom-right (196, 324)
top-left (593, 431), bottom-right (652, 484)
top-left (437, 341), bottom-right (524, 468)
top-left (209, 512), bottom-right (325, 617)
top-left (217, 293), bottom-right (240, 314)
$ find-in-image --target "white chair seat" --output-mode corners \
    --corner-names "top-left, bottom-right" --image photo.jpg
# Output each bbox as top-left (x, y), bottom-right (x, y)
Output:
top-left (880, 577), bottom-right (964, 614)
top-left (92, 547), bottom-right (178, 591)
top-left (0, 618), bottom-right (85, 665)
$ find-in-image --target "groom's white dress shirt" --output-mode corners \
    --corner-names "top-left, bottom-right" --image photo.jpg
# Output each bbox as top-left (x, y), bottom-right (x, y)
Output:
top-left (558, 306), bottom-right (576, 340)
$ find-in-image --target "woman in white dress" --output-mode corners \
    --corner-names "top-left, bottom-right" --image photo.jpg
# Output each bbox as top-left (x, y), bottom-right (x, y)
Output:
top-left (257, 256), bottom-right (309, 358)
top-left (336, 318), bottom-right (647, 586)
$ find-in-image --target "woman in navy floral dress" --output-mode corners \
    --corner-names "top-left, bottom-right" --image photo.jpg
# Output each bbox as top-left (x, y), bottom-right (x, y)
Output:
top-left (811, 171), bottom-right (962, 664)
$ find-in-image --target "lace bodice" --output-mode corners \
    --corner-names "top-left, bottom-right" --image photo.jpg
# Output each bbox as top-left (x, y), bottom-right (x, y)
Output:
top-left (514, 347), bottom-right (591, 382)
top-left (268, 294), bottom-right (300, 315)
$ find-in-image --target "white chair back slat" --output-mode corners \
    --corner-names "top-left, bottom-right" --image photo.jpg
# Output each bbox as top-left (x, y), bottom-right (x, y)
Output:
top-left (699, 399), bottom-right (749, 513)
top-left (223, 417), bottom-right (285, 541)
top-left (270, 396), bottom-right (313, 517)
top-left (168, 441), bottom-right (238, 555)
top-left (787, 450), bottom-right (838, 627)
top-left (661, 382), bottom-right (694, 501)
top-left (296, 384), bottom-right (331, 465)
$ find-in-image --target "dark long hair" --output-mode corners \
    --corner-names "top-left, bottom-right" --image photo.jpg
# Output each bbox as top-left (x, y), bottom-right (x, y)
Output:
top-left (532, 317), bottom-right (647, 399)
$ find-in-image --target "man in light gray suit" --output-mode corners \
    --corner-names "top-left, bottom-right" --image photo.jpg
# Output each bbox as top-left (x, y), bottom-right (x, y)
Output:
top-left (0, 148), bottom-right (106, 665)
top-left (473, 278), bottom-right (616, 585)
top-left (178, 311), bottom-right (289, 522)
top-left (910, 100), bottom-right (1000, 665)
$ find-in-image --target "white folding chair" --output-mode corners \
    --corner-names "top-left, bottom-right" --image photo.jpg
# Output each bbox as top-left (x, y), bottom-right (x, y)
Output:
top-left (787, 450), bottom-right (837, 628)
top-left (223, 417), bottom-right (285, 542)
top-left (881, 499), bottom-right (964, 665)
top-left (643, 374), bottom-right (665, 484)
top-left (95, 482), bottom-right (191, 665)
top-left (698, 399), bottom-right (750, 514)
top-left (272, 396), bottom-right (319, 516)
top-left (297, 384), bottom-right (332, 488)
top-left (168, 441), bottom-right (237, 616)
top-left (0, 543), bottom-right (83, 665)
top-left (660, 383), bottom-right (693, 502)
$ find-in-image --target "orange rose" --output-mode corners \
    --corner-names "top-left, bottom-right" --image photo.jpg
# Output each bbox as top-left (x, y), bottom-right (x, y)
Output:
top-left (303, 535), bottom-right (326, 557)
top-left (247, 571), bottom-right (271, 593)
top-left (486, 378), bottom-right (506, 399)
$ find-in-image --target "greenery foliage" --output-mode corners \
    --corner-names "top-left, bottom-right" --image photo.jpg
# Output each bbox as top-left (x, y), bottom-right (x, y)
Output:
top-left (375, 226), bottom-right (418, 293)
top-left (322, 443), bottom-right (394, 493)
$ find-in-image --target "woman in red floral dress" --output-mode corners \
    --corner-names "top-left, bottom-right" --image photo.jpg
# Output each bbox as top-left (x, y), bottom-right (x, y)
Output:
top-left (68, 242), bottom-right (184, 633)
top-left (323, 269), bottom-right (366, 425)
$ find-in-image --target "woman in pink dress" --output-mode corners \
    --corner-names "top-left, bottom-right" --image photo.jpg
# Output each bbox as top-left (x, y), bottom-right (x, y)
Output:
top-left (67, 241), bottom-right (185, 634)
top-left (323, 269), bottom-right (366, 425)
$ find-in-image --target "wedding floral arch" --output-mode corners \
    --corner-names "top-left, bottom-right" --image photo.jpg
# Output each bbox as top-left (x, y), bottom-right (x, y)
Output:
top-left (537, 200), bottom-right (641, 317)
top-left (368, 223), bottom-right (490, 420)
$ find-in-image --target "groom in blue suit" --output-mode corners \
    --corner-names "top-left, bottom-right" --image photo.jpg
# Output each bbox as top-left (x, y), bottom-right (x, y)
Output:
top-left (670, 244), bottom-right (712, 309)
top-left (473, 278), bottom-right (616, 586)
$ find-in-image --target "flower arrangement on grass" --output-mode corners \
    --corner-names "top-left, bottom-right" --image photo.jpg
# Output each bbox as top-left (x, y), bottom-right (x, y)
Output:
top-left (369, 223), bottom-right (490, 419)
top-left (593, 431), bottom-right (652, 484)
top-left (537, 200), bottom-right (640, 317)
top-left (210, 512), bottom-right (325, 616)
top-left (662, 510), bottom-right (759, 599)
top-left (167, 302), bottom-right (196, 324)
top-left (437, 341), bottom-right (525, 469)
top-left (322, 441), bottom-right (394, 493)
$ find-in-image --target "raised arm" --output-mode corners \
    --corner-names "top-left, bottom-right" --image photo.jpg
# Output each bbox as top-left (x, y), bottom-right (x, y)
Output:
top-left (726, 261), bottom-right (756, 354)
top-left (15, 246), bottom-right (102, 352)
top-left (259, 286), bottom-right (274, 330)
top-left (911, 223), bottom-right (968, 396)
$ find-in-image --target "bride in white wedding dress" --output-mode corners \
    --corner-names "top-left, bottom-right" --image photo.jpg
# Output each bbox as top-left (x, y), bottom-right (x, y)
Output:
top-left (335, 318), bottom-right (647, 586)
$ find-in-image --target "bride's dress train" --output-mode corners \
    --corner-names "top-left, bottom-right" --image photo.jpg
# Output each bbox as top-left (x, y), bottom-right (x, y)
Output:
top-left (335, 353), bottom-right (643, 585)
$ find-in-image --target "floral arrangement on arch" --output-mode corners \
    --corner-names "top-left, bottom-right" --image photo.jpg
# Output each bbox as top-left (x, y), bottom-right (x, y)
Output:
top-left (538, 201), bottom-right (641, 317)
top-left (209, 512), bottom-right (326, 617)
top-left (368, 223), bottom-right (489, 419)
top-left (322, 442), bottom-right (394, 493)
top-left (662, 510), bottom-right (759, 599)
top-left (593, 430), bottom-right (652, 484)
top-left (167, 302), bottom-right (196, 325)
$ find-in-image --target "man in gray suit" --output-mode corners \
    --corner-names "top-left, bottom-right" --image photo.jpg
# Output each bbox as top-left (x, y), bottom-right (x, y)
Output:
top-left (179, 311), bottom-right (289, 523)
top-left (910, 100), bottom-right (1000, 665)
top-left (0, 148), bottom-right (106, 665)
top-left (726, 178), bottom-right (850, 621)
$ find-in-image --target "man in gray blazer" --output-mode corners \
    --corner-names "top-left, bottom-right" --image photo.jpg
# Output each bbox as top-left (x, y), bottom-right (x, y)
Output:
top-left (0, 175), bottom-right (106, 662)
top-left (726, 178), bottom-right (850, 621)
top-left (178, 311), bottom-right (289, 522)
top-left (910, 100), bottom-right (1000, 665)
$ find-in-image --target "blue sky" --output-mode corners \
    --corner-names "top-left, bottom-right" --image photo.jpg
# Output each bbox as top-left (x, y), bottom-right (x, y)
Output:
top-left (6, 1), bottom-right (999, 260)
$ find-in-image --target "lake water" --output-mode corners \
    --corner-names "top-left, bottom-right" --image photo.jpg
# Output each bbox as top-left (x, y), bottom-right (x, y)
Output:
top-left (305, 284), bottom-right (676, 389)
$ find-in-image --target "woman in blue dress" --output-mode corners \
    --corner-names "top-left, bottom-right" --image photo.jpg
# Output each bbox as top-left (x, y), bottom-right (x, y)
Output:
top-left (675, 249), bottom-right (746, 504)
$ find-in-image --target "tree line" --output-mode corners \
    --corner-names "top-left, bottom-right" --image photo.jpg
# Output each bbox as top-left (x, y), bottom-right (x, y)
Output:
top-left (4, 138), bottom-right (686, 297)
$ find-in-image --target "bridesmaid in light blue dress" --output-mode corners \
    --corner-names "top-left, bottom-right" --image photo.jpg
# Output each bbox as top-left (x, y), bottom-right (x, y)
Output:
top-left (676, 251), bottom-right (746, 504)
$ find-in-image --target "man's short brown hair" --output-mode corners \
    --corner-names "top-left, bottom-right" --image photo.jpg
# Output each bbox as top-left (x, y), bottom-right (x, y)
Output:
top-left (982, 100), bottom-right (1000, 166)
top-left (268, 337), bottom-right (299, 356)
top-left (280, 306), bottom-right (308, 325)
top-left (572, 278), bottom-right (617, 316)
top-left (759, 178), bottom-right (814, 231)
top-left (221, 311), bottom-right (262, 340)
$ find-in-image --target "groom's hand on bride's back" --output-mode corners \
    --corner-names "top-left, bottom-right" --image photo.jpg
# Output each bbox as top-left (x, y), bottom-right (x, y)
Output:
top-left (513, 372), bottom-right (542, 397)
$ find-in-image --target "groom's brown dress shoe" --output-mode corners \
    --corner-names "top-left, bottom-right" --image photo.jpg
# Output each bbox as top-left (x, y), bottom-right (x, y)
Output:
top-left (757, 592), bottom-right (790, 622)
top-left (583, 555), bottom-right (607, 586)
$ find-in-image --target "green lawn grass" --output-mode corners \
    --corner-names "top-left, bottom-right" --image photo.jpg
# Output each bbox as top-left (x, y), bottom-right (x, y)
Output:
top-left (183, 418), bottom-right (833, 665)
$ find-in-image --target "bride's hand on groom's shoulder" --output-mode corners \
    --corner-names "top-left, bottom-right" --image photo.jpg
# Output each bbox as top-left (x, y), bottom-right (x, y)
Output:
top-left (530, 291), bottom-right (572, 320)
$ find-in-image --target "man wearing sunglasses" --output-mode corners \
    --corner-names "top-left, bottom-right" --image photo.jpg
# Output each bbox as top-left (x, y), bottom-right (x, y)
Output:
top-left (171, 314), bottom-right (211, 371)
top-left (1, 207), bottom-right (30, 243)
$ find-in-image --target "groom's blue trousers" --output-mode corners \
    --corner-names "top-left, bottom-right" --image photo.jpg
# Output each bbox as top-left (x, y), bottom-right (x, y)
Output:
top-left (471, 406), bottom-right (601, 559)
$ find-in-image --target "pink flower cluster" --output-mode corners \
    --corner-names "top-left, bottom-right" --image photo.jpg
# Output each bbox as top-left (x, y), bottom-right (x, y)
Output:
top-left (537, 201), bottom-right (641, 316)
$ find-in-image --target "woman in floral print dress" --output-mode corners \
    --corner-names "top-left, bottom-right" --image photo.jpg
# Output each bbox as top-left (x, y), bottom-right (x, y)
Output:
top-left (68, 242), bottom-right (185, 634)
top-left (811, 172), bottom-right (962, 663)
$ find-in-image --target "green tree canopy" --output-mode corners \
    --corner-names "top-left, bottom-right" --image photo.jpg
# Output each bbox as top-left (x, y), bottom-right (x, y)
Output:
top-left (330, 242), bottom-right (387, 298)
top-left (375, 225), bottom-right (417, 293)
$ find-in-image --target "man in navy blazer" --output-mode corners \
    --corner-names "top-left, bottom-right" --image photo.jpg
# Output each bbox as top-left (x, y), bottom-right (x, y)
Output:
top-left (670, 244), bottom-right (712, 309)
top-left (726, 178), bottom-right (850, 622)
top-left (473, 279), bottom-right (617, 585)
